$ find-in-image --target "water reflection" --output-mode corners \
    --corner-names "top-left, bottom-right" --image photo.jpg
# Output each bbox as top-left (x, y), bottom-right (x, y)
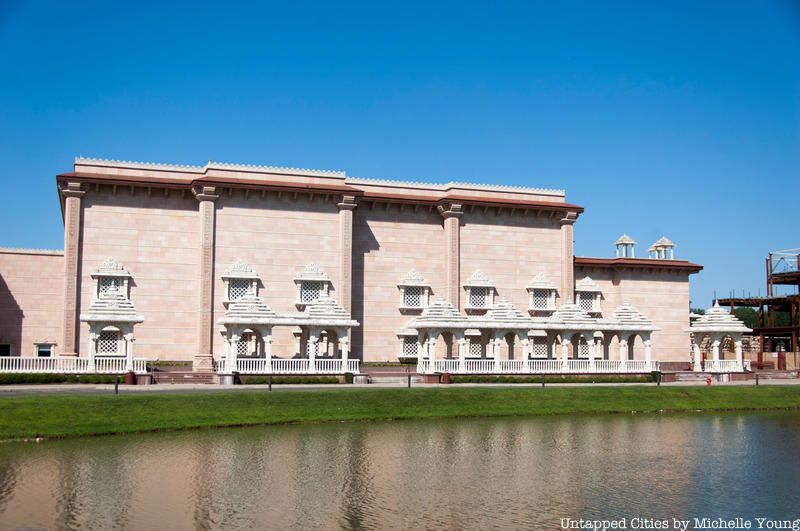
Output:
top-left (0, 413), bottom-right (799, 529)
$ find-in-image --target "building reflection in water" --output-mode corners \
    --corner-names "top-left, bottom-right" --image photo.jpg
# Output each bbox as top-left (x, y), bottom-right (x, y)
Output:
top-left (0, 413), bottom-right (799, 529)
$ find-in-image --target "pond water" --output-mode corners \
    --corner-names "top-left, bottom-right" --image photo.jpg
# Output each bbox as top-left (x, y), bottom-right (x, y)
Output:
top-left (0, 413), bottom-right (799, 530)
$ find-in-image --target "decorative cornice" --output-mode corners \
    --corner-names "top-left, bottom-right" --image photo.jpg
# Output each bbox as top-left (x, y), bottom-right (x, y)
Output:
top-left (527, 271), bottom-right (557, 290)
top-left (347, 176), bottom-right (565, 197)
top-left (192, 185), bottom-right (218, 201)
top-left (560, 211), bottom-right (578, 224)
top-left (75, 156), bottom-right (204, 171)
top-left (209, 161), bottom-right (346, 178)
top-left (463, 270), bottom-right (494, 288)
top-left (0, 247), bottom-right (63, 256)
top-left (75, 157), bottom-right (346, 178)
top-left (294, 263), bottom-right (329, 282)
top-left (574, 257), bottom-right (702, 273)
top-left (337, 195), bottom-right (358, 210)
top-left (575, 276), bottom-right (601, 292)
top-left (398, 269), bottom-right (430, 287)
top-left (437, 203), bottom-right (464, 218)
top-left (222, 260), bottom-right (259, 279)
top-left (90, 257), bottom-right (132, 278)
top-left (61, 181), bottom-right (85, 198)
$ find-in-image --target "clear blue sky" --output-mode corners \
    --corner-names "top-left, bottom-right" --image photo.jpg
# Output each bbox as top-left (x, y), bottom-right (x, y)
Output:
top-left (1, 1), bottom-right (798, 308)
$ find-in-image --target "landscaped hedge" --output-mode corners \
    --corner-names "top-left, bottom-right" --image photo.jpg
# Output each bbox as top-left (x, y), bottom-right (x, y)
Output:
top-left (450, 374), bottom-right (655, 384)
top-left (0, 373), bottom-right (121, 385)
top-left (241, 376), bottom-right (340, 385)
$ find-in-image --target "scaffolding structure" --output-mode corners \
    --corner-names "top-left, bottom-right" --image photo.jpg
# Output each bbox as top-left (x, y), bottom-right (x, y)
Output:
top-left (718, 248), bottom-right (800, 370)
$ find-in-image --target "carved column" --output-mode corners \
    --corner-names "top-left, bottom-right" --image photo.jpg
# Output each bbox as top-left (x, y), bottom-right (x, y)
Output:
top-left (339, 334), bottom-right (350, 372)
top-left (734, 337), bottom-right (744, 371)
top-left (124, 332), bottom-right (135, 372)
top-left (438, 203), bottom-right (463, 309)
top-left (560, 212), bottom-right (578, 304)
top-left (337, 196), bottom-right (357, 313)
top-left (193, 186), bottom-right (218, 372)
top-left (643, 334), bottom-right (653, 370)
top-left (619, 337), bottom-right (629, 370)
top-left (561, 336), bottom-right (570, 370)
top-left (60, 182), bottom-right (85, 356)
top-left (692, 341), bottom-right (702, 372)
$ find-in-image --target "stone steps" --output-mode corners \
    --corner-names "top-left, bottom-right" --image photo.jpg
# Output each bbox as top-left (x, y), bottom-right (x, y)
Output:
top-left (368, 375), bottom-right (424, 384)
top-left (152, 371), bottom-right (217, 384)
top-left (755, 370), bottom-right (798, 379)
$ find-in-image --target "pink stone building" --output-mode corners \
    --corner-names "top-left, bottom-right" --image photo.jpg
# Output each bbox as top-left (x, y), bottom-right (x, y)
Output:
top-left (0, 157), bottom-right (705, 376)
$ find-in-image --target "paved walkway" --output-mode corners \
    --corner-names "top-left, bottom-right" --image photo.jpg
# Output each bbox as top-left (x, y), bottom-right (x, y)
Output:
top-left (0, 378), bottom-right (798, 397)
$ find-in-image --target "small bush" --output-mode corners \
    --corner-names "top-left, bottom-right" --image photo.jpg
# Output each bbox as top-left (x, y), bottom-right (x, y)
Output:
top-left (241, 376), bottom-right (339, 385)
top-left (449, 374), bottom-right (653, 384)
top-left (0, 373), bottom-right (121, 385)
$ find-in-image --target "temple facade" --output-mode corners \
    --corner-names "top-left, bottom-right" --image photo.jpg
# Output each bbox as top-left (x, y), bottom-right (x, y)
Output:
top-left (0, 157), bottom-right (706, 376)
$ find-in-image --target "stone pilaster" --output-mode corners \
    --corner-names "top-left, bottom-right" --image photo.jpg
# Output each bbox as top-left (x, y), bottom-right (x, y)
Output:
top-left (60, 182), bottom-right (85, 356)
top-left (193, 186), bottom-right (218, 372)
top-left (337, 195), bottom-right (357, 313)
top-left (560, 212), bottom-right (578, 304)
top-left (438, 203), bottom-right (463, 309)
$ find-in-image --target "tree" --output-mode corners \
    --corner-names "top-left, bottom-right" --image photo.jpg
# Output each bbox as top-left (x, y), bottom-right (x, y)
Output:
top-left (733, 307), bottom-right (759, 328)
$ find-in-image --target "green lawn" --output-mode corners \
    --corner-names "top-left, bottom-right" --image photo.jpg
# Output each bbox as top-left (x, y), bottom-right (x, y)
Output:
top-left (2, 386), bottom-right (800, 440)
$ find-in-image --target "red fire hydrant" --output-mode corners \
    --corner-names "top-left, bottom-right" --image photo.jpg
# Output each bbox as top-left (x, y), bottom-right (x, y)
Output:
top-left (706, 376), bottom-right (712, 387)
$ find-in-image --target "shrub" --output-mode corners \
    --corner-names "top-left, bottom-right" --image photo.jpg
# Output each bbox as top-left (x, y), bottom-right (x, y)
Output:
top-left (241, 376), bottom-right (339, 385)
top-left (449, 374), bottom-right (653, 384)
top-left (0, 373), bottom-right (120, 385)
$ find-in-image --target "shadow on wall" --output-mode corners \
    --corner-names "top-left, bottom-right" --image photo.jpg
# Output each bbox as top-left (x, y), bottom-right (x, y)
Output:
top-left (351, 222), bottom-right (380, 361)
top-left (0, 274), bottom-right (23, 356)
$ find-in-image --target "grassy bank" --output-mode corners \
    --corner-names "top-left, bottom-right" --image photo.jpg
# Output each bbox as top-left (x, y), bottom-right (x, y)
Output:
top-left (1, 386), bottom-right (800, 440)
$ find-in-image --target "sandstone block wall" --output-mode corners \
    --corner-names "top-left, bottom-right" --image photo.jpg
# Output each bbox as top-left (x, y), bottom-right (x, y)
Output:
top-left (213, 191), bottom-right (340, 357)
top-left (575, 266), bottom-right (692, 362)
top-left (352, 203), bottom-right (446, 361)
top-left (460, 210), bottom-right (562, 312)
top-left (78, 188), bottom-right (199, 360)
top-left (0, 250), bottom-right (64, 356)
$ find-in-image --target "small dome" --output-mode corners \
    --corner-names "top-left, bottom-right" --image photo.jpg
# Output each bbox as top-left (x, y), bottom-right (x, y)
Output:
top-left (615, 233), bottom-right (636, 245)
top-left (653, 236), bottom-right (675, 248)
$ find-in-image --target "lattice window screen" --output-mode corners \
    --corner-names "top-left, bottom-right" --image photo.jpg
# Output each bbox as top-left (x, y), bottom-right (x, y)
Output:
top-left (578, 293), bottom-right (596, 312)
top-left (403, 287), bottom-right (423, 308)
top-left (236, 333), bottom-right (251, 357)
top-left (532, 289), bottom-right (551, 310)
top-left (99, 278), bottom-right (121, 297)
top-left (578, 338), bottom-right (591, 358)
top-left (97, 331), bottom-right (119, 354)
top-left (229, 279), bottom-right (250, 301)
top-left (307, 339), bottom-right (320, 357)
top-left (402, 337), bottom-right (419, 356)
top-left (469, 287), bottom-right (488, 307)
top-left (469, 341), bottom-right (483, 357)
top-left (533, 338), bottom-right (549, 358)
top-left (300, 281), bottom-right (323, 303)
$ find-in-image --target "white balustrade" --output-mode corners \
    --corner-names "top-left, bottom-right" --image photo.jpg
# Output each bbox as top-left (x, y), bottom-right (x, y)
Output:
top-left (704, 359), bottom-right (744, 373)
top-left (415, 358), bottom-right (660, 375)
top-left (0, 356), bottom-right (148, 374)
top-left (566, 359), bottom-right (590, 373)
top-left (220, 358), bottom-right (360, 375)
top-left (529, 359), bottom-right (564, 373)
